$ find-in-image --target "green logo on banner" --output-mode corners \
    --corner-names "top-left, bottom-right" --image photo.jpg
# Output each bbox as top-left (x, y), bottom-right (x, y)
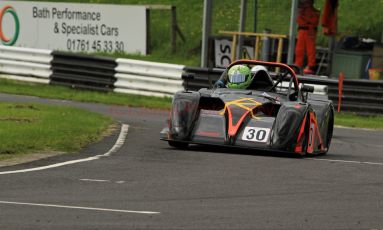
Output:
top-left (0, 5), bottom-right (20, 46)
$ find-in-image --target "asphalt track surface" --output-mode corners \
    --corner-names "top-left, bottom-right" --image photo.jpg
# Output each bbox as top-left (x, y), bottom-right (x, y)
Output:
top-left (0, 93), bottom-right (383, 230)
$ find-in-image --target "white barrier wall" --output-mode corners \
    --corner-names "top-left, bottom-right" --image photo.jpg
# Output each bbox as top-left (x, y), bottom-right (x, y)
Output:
top-left (114, 58), bottom-right (185, 97)
top-left (0, 46), bottom-right (329, 98)
top-left (0, 46), bottom-right (52, 84)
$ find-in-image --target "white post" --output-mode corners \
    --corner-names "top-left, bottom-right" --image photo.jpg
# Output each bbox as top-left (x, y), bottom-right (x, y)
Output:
top-left (201, 0), bottom-right (213, 67)
top-left (236, 0), bottom-right (247, 60)
top-left (287, 0), bottom-right (298, 65)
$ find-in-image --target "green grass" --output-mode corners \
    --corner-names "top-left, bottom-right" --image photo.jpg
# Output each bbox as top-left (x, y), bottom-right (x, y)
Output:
top-left (335, 112), bottom-right (383, 129)
top-left (0, 79), bottom-right (171, 161)
top-left (0, 79), bottom-right (172, 109)
top-left (0, 102), bottom-right (113, 161)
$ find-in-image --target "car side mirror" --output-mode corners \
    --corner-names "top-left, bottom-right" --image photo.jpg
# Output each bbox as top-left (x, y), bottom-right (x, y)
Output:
top-left (301, 84), bottom-right (314, 93)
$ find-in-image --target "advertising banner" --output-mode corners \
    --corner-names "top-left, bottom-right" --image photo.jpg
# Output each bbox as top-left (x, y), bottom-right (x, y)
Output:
top-left (0, 1), bottom-right (147, 54)
top-left (215, 39), bottom-right (254, 68)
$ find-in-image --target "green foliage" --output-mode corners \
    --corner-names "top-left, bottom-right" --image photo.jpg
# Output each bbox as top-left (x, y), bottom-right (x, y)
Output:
top-left (336, 0), bottom-right (383, 39)
top-left (24, 0), bottom-right (383, 65)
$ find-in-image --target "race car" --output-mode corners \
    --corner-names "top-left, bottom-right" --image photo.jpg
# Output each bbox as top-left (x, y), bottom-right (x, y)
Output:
top-left (160, 60), bottom-right (334, 155)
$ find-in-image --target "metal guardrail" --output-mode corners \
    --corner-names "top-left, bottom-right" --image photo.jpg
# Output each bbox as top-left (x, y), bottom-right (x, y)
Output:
top-left (182, 66), bottom-right (224, 91)
top-left (0, 47), bottom-right (183, 96)
top-left (0, 46), bottom-right (381, 114)
top-left (329, 79), bottom-right (383, 114)
top-left (183, 67), bottom-right (383, 115)
top-left (51, 51), bottom-right (117, 91)
top-left (0, 46), bottom-right (52, 84)
top-left (114, 58), bottom-right (184, 97)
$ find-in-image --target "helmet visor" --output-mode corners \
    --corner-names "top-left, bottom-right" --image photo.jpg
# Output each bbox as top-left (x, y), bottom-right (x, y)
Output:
top-left (229, 73), bottom-right (246, 84)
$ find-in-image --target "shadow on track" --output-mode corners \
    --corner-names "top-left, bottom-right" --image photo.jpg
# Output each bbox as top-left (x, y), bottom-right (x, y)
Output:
top-left (164, 144), bottom-right (304, 159)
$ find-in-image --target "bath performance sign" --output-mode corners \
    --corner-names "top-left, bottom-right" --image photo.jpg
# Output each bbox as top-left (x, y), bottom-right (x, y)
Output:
top-left (0, 1), bottom-right (147, 54)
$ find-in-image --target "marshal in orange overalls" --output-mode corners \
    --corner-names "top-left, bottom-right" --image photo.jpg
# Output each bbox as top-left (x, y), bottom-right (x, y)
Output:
top-left (321, 0), bottom-right (338, 36)
top-left (294, 0), bottom-right (320, 74)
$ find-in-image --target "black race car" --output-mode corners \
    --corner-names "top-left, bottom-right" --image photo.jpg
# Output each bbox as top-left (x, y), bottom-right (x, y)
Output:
top-left (161, 60), bottom-right (334, 155)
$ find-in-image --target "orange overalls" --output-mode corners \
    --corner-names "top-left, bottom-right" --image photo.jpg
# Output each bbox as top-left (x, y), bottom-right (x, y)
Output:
top-left (294, 5), bottom-right (320, 71)
top-left (322, 0), bottom-right (338, 36)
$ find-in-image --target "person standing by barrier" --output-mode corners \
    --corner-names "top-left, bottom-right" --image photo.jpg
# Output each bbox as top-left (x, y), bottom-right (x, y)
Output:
top-left (294, 0), bottom-right (320, 75)
top-left (322, 0), bottom-right (338, 36)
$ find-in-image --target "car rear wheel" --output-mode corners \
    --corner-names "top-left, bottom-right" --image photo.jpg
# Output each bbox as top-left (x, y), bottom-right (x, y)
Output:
top-left (314, 110), bottom-right (334, 156)
top-left (168, 141), bottom-right (189, 149)
top-left (320, 110), bottom-right (334, 155)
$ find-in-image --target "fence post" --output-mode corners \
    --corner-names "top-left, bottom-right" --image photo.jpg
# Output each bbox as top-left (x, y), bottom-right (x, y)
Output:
top-left (338, 72), bottom-right (345, 112)
top-left (201, 0), bottom-right (213, 67)
top-left (261, 29), bottom-right (271, 61)
top-left (171, 6), bottom-right (177, 53)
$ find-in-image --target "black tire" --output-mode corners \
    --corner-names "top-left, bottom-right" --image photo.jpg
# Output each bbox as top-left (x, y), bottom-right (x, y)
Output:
top-left (321, 110), bottom-right (334, 155)
top-left (168, 141), bottom-right (189, 149)
top-left (315, 109), bottom-right (334, 156)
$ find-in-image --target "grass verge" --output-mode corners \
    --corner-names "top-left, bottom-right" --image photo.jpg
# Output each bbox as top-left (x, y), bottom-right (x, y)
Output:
top-left (0, 101), bottom-right (113, 161)
top-left (335, 112), bottom-right (383, 130)
top-left (0, 79), bottom-right (172, 109)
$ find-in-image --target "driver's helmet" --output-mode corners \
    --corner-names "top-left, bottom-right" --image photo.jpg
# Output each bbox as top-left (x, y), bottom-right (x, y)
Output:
top-left (226, 64), bottom-right (253, 89)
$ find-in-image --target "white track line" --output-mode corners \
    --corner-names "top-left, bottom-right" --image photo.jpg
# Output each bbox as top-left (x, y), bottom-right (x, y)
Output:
top-left (0, 200), bottom-right (159, 215)
top-left (79, 179), bottom-right (126, 184)
top-left (334, 125), bottom-right (381, 132)
top-left (79, 179), bottom-right (110, 182)
top-left (0, 124), bottom-right (129, 175)
top-left (306, 158), bottom-right (383, 166)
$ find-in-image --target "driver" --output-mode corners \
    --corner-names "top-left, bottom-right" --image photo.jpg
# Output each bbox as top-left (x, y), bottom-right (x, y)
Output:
top-left (215, 64), bottom-right (272, 90)
top-left (214, 64), bottom-right (253, 89)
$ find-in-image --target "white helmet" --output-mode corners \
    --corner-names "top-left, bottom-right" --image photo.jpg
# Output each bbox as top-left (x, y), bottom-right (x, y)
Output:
top-left (249, 65), bottom-right (273, 90)
top-left (251, 65), bottom-right (269, 76)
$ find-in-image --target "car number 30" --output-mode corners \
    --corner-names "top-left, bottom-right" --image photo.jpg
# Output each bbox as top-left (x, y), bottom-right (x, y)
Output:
top-left (242, 127), bottom-right (271, 143)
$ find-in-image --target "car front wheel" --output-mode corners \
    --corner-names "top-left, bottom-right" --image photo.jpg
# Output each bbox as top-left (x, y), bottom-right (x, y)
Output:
top-left (168, 141), bottom-right (189, 149)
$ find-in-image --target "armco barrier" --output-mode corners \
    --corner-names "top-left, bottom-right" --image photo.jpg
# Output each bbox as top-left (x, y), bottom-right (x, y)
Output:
top-left (114, 58), bottom-right (184, 97)
top-left (182, 66), bottom-right (224, 91)
top-left (0, 46), bottom-right (382, 114)
top-left (51, 51), bottom-right (117, 91)
top-left (329, 79), bottom-right (383, 114)
top-left (183, 67), bottom-right (383, 115)
top-left (0, 46), bottom-right (52, 84)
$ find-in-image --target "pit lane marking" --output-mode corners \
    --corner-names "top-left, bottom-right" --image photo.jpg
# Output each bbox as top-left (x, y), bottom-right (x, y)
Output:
top-left (0, 124), bottom-right (129, 175)
top-left (306, 158), bottom-right (383, 166)
top-left (0, 200), bottom-right (159, 215)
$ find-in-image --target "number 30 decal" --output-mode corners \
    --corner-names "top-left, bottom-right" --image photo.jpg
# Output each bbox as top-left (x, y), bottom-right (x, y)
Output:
top-left (242, 127), bottom-right (270, 143)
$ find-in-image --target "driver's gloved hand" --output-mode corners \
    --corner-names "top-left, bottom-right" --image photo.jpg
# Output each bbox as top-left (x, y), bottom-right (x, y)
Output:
top-left (214, 80), bottom-right (226, 88)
